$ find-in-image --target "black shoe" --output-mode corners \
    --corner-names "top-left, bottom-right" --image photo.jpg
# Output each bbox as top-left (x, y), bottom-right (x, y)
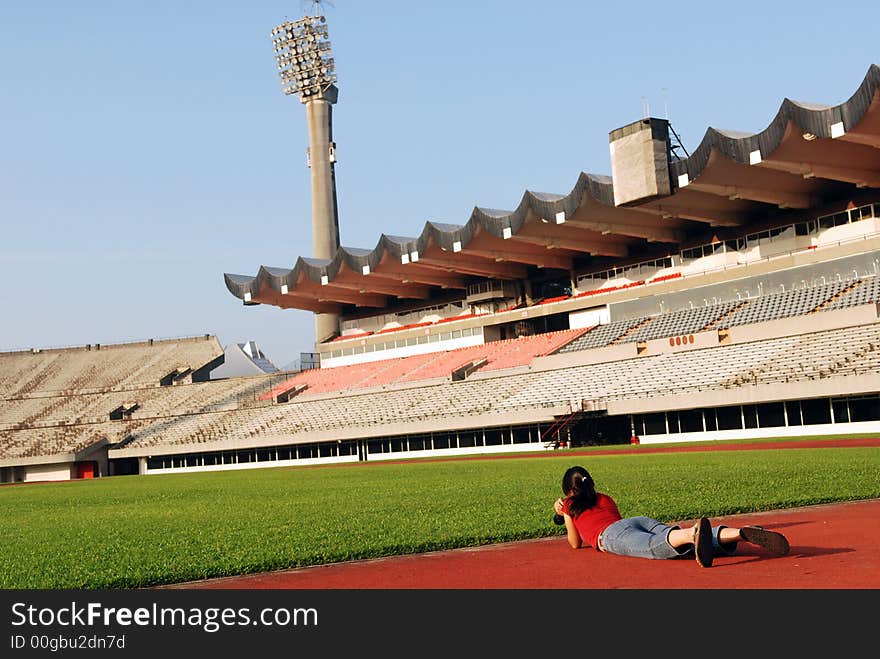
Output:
top-left (693, 517), bottom-right (713, 568)
top-left (740, 526), bottom-right (790, 556)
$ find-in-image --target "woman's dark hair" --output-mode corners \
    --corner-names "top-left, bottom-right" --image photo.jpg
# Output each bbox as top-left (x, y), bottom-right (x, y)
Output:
top-left (562, 466), bottom-right (598, 518)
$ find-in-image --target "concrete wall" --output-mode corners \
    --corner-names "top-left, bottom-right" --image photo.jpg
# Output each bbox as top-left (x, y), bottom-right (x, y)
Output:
top-left (569, 306), bottom-right (610, 329)
top-left (610, 118), bottom-right (671, 206)
top-left (23, 462), bottom-right (74, 483)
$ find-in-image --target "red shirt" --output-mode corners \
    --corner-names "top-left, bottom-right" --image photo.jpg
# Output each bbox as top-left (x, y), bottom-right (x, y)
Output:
top-left (562, 493), bottom-right (622, 550)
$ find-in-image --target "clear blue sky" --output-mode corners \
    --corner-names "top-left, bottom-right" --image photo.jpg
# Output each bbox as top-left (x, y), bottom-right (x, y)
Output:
top-left (2, 1), bottom-right (877, 369)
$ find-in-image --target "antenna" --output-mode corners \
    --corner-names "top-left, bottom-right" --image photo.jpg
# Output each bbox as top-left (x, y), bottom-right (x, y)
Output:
top-left (661, 87), bottom-right (669, 120)
top-left (301, 0), bottom-right (334, 15)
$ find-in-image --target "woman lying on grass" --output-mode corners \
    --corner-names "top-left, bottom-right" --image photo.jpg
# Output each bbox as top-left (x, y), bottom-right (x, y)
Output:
top-left (552, 465), bottom-right (790, 568)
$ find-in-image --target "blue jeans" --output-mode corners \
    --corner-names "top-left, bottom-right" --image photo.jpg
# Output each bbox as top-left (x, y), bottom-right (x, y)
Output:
top-left (599, 517), bottom-right (738, 560)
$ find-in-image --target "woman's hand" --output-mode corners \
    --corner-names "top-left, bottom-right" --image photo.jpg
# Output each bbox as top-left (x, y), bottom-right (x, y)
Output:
top-left (553, 498), bottom-right (565, 515)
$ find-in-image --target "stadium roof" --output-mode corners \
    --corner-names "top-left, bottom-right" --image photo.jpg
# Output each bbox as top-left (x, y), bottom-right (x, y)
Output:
top-left (225, 64), bottom-right (880, 315)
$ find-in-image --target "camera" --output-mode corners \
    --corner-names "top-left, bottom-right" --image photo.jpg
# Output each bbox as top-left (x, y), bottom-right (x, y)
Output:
top-left (553, 513), bottom-right (564, 525)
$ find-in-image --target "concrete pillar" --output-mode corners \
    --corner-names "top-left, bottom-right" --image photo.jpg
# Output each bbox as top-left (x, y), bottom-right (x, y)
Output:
top-left (304, 86), bottom-right (341, 343)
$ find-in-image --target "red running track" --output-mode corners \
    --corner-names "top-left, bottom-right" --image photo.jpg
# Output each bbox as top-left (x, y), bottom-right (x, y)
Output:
top-left (163, 437), bottom-right (880, 590)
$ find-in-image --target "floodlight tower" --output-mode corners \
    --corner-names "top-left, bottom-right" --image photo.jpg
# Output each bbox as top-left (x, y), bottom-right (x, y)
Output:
top-left (271, 12), bottom-right (341, 343)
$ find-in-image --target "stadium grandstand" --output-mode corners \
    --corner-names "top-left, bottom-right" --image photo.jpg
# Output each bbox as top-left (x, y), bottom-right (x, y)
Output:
top-left (2, 64), bottom-right (879, 482)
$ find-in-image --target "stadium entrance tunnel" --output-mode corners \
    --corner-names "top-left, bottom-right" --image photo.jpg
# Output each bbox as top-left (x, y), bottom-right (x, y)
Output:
top-left (545, 412), bottom-right (632, 448)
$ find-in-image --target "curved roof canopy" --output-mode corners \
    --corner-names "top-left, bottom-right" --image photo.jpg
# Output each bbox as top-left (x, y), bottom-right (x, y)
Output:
top-left (225, 64), bottom-right (880, 314)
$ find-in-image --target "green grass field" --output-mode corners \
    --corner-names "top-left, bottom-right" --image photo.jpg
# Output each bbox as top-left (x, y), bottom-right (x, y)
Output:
top-left (1, 441), bottom-right (878, 589)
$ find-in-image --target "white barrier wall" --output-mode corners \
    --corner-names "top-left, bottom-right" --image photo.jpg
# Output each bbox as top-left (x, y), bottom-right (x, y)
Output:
top-left (637, 420), bottom-right (880, 445)
top-left (321, 332), bottom-right (484, 368)
top-left (23, 463), bottom-right (74, 482)
top-left (569, 306), bottom-right (610, 329)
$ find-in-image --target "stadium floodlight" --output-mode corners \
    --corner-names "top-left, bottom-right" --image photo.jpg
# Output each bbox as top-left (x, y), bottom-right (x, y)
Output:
top-left (270, 10), bottom-right (342, 344)
top-left (271, 15), bottom-right (337, 101)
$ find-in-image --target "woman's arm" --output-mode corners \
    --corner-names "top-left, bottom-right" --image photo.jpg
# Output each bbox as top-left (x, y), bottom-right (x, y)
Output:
top-left (563, 514), bottom-right (582, 549)
top-left (555, 498), bottom-right (582, 549)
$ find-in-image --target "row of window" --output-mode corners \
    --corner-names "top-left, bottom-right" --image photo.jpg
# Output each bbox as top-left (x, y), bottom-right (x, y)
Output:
top-left (632, 394), bottom-right (880, 436)
top-left (143, 424), bottom-right (549, 471)
top-left (579, 202), bottom-right (878, 284)
top-left (467, 280), bottom-right (508, 296)
top-left (146, 441), bottom-right (359, 471)
top-left (340, 301), bottom-right (467, 334)
top-left (365, 424), bottom-right (544, 454)
top-left (325, 326), bottom-right (484, 359)
top-left (817, 203), bottom-right (876, 230)
top-left (577, 257), bottom-right (674, 286)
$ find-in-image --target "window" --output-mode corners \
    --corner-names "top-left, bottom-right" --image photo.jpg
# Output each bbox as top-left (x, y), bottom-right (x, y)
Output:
top-left (785, 401), bottom-right (803, 426)
top-left (433, 433), bottom-right (453, 449)
top-left (725, 239), bottom-right (742, 251)
top-left (366, 439), bottom-right (387, 455)
top-left (484, 428), bottom-right (504, 445)
top-left (848, 395), bottom-right (880, 422)
top-left (339, 441), bottom-right (357, 456)
top-left (512, 427), bottom-right (532, 444)
top-left (743, 404), bottom-right (758, 429)
top-left (704, 410), bottom-right (717, 431)
top-left (802, 399), bottom-right (831, 425)
top-left (644, 412), bottom-right (667, 435)
top-left (679, 409), bottom-right (704, 433)
top-left (408, 435), bottom-right (431, 451)
top-left (757, 402), bottom-right (785, 427)
top-left (458, 430), bottom-right (478, 448)
top-left (717, 405), bottom-right (743, 430)
top-left (631, 415), bottom-right (645, 437)
top-left (832, 398), bottom-right (850, 424)
top-left (860, 204), bottom-right (876, 220)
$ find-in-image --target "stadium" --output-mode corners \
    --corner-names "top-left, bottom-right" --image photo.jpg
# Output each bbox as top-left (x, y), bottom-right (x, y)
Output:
top-left (1, 45), bottom-right (877, 485)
